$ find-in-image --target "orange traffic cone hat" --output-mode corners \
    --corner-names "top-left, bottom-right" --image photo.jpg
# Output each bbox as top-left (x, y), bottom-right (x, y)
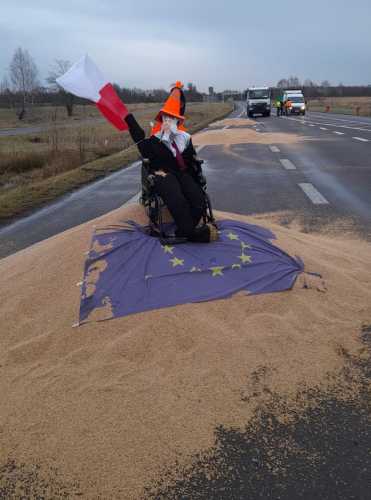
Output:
top-left (151, 81), bottom-right (186, 135)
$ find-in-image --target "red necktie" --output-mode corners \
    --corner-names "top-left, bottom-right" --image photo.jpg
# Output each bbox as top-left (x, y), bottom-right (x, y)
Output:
top-left (172, 141), bottom-right (187, 171)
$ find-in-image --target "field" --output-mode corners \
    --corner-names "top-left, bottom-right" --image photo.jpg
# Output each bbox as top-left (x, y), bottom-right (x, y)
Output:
top-left (0, 102), bottom-right (232, 222)
top-left (308, 96), bottom-right (371, 116)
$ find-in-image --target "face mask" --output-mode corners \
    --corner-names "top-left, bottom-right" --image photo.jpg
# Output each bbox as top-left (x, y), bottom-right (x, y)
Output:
top-left (162, 115), bottom-right (178, 134)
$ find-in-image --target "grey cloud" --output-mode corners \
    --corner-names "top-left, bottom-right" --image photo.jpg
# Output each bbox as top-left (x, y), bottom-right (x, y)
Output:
top-left (1, 0), bottom-right (370, 91)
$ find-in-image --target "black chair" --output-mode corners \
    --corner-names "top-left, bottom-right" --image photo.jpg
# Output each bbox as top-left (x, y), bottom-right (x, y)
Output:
top-left (140, 155), bottom-right (215, 244)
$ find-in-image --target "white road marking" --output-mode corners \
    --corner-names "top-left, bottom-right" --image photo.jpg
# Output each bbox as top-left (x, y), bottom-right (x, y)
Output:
top-left (353, 137), bottom-right (369, 142)
top-left (339, 125), bottom-right (371, 132)
top-left (309, 124), bottom-right (315, 127)
top-left (280, 159), bottom-right (296, 170)
top-left (289, 116), bottom-right (371, 132)
top-left (298, 183), bottom-right (329, 205)
top-left (333, 131), bottom-right (345, 135)
top-left (269, 145), bottom-right (280, 153)
top-left (196, 145), bottom-right (205, 153)
top-left (320, 127), bottom-right (328, 130)
top-left (309, 112), bottom-right (371, 126)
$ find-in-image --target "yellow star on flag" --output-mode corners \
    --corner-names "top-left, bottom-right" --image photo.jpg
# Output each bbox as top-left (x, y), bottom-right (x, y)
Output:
top-left (210, 266), bottom-right (224, 277)
top-left (232, 263), bottom-right (241, 269)
top-left (241, 241), bottom-right (252, 250)
top-left (162, 245), bottom-right (174, 254)
top-left (227, 232), bottom-right (239, 240)
top-left (170, 257), bottom-right (184, 267)
top-left (238, 253), bottom-right (252, 264)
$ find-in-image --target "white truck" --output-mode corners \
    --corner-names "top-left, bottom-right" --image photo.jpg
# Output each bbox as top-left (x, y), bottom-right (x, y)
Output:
top-left (246, 87), bottom-right (271, 117)
top-left (283, 90), bottom-right (306, 115)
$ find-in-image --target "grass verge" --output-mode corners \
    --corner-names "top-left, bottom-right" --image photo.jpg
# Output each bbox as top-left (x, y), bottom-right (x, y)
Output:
top-left (0, 103), bottom-right (233, 223)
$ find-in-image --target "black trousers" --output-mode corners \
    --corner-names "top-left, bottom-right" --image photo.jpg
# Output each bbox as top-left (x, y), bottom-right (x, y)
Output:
top-left (153, 171), bottom-right (206, 237)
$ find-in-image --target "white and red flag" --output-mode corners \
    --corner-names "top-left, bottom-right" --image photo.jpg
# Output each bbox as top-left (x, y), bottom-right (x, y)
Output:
top-left (56, 54), bottom-right (128, 131)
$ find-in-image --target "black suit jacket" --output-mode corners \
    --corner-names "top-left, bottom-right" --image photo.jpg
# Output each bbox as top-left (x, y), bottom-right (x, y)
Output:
top-left (125, 114), bottom-right (196, 174)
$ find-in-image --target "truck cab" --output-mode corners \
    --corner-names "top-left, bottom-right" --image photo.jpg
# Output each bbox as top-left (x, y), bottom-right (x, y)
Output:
top-left (246, 87), bottom-right (271, 117)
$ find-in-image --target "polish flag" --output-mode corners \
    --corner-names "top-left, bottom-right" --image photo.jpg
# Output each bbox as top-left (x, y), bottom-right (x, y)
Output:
top-left (56, 54), bottom-right (128, 131)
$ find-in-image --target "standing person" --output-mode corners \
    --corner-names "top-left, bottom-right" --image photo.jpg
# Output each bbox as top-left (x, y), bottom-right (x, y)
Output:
top-left (280, 99), bottom-right (285, 117)
top-left (124, 82), bottom-right (218, 243)
top-left (276, 99), bottom-right (281, 117)
top-left (285, 98), bottom-right (292, 116)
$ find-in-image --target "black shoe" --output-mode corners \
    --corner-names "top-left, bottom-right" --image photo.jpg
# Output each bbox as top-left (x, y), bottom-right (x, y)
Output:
top-left (189, 223), bottom-right (219, 243)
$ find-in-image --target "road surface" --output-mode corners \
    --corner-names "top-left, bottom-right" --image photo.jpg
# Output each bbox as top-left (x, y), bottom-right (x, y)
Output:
top-left (1, 103), bottom-right (370, 499)
top-left (1, 103), bottom-right (371, 258)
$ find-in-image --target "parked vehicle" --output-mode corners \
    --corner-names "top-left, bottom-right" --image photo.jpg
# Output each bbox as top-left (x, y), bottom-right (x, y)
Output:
top-left (283, 90), bottom-right (306, 115)
top-left (246, 87), bottom-right (271, 117)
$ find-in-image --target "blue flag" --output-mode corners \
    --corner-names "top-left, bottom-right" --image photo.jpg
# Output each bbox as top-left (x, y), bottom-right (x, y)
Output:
top-left (79, 219), bottom-right (304, 323)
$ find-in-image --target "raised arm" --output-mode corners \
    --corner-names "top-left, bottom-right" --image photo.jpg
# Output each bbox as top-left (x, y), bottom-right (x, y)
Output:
top-left (125, 113), bottom-right (145, 144)
top-left (124, 113), bottom-right (155, 161)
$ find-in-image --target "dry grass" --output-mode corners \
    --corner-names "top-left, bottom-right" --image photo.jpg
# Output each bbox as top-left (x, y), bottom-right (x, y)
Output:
top-left (308, 96), bottom-right (371, 116)
top-left (0, 102), bottom-right (233, 222)
top-left (0, 102), bottom-right (159, 129)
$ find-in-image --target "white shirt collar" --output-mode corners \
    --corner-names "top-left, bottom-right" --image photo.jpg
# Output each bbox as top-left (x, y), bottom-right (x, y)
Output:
top-left (155, 130), bottom-right (190, 156)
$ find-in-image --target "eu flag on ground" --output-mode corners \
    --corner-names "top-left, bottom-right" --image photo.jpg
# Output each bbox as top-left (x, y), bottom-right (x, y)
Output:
top-left (79, 219), bottom-right (304, 323)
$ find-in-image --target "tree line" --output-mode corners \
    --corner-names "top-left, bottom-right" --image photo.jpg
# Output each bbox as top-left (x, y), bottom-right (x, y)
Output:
top-left (0, 47), bottom-right (204, 120)
top-left (273, 76), bottom-right (371, 99)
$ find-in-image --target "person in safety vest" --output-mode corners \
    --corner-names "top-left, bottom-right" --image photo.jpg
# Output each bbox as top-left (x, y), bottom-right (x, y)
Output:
top-left (276, 99), bottom-right (281, 116)
top-left (285, 98), bottom-right (292, 116)
top-left (124, 82), bottom-right (218, 243)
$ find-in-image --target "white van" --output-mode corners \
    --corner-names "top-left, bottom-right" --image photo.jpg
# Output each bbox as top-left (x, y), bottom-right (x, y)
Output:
top-left (283, 91), bottom-right (306, 115)
top-left (246, 87), bottom-right (271, 117)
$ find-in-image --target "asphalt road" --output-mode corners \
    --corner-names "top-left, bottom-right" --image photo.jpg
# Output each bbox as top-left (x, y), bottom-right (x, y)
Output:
top-left (202, 104), bottom-right (371, 239)
top-left (1, 103), bottom-right (371, 258)
top-left (1, 104), bottom-right (370, 498)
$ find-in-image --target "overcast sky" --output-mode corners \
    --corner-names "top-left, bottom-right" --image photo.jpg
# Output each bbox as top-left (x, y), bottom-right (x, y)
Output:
top-left (1, 0), bottom-right (370, 92)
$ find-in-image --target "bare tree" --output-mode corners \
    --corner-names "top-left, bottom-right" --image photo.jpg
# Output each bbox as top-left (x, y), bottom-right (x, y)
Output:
top-left (0, 75), bottom-right (10, 93)
top-left (0, 75), bottom-right (13, 108)
top-left (287, 76), bottom-right (301, 87)
top-left (47, 59), bottom-right (74, 116)
top-left (321, 80), bottom-right (331, 87)
top-left (303, 78), bottom-right (317, 87)
top-left (277, 79), bottom-right (289, 88)
top-left (9, 47), bottom-right (39, 119)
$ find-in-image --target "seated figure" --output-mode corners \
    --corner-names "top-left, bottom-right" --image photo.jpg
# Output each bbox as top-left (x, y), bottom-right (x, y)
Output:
top-left (124, 82), bottom-right (218, 243)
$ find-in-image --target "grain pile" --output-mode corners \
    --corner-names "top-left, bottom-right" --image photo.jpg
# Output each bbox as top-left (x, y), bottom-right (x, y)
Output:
top-left (1, 200), bottom-right (370, 498)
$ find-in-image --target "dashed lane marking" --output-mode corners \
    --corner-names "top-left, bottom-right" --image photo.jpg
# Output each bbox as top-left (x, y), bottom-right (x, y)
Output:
top-left (279, 159), bottom-right (296, 170)
top-left (333, 131), bottom-right (345, 135)
top-left (320, 127), bottom-right (328, 130)
top-left (353, 137), bottom-right (369, 142)
top-left (298, 183), bottom-right (329, 205)
top-left (269, 145), bottom-right (280, 153)
top-left (288, 116), bottom-right (371, 132)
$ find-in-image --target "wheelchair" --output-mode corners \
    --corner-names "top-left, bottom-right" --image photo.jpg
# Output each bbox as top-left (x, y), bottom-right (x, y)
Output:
top-left (139, 155), bottom-right (215, 244)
